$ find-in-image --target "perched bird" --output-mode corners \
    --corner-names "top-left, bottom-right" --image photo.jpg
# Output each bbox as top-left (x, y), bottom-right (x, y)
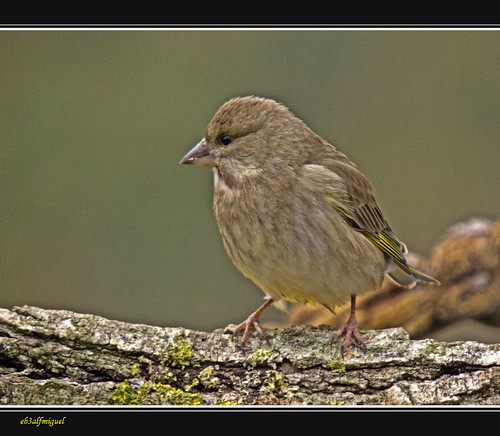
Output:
top-left (180, 96), bottom-right (440, 355)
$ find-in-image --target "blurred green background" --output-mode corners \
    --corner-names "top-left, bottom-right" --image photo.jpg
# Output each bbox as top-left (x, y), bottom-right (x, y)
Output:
top-left (1, 29), bottom-right (499, 338)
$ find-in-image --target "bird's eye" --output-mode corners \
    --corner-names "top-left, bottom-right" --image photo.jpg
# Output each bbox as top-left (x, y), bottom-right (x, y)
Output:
top-left (221, 135), bottom-right (232, 146)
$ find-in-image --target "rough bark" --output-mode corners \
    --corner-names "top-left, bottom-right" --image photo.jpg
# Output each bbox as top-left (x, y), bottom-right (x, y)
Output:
top-left (1, 305), bottom-right (499, 406)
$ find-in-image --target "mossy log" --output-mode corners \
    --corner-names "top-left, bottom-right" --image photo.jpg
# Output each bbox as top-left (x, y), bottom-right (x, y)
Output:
top-left (1, 305), bottom-right (499, 406)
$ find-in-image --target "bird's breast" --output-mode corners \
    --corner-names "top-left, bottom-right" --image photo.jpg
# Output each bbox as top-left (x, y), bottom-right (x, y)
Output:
top-left (212, 169), bottom-right (385, 307)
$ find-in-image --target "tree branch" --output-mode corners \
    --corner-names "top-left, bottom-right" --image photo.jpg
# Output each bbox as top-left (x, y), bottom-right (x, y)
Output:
top-left (1, 305), bottom-right (499, 405)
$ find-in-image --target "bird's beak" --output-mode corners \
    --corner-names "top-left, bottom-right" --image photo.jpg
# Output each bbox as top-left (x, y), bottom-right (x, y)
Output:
top-left (180, 139), bottom-right (216, 167)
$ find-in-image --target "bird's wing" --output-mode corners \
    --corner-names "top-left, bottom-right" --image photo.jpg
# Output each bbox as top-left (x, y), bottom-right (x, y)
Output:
top-left (321, 158), bottom-right (411, 274)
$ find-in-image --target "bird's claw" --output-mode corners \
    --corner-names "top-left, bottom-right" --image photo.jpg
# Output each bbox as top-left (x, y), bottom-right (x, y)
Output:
top-left (331, 314), bottom-right (367, 357)
top-left (233, 314), bottom-right (269, 344)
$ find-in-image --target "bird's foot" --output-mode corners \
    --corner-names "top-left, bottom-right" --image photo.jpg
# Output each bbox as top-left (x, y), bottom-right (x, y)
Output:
top-left (233, 314), bottom-right (268, 344)
top-left (233, 299), bottom-right (273, 344)
top-left (331, 314), bottom-right (367, 357)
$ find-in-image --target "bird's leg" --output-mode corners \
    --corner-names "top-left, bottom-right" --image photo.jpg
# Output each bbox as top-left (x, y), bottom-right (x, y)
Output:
top-left (233, 298), bottom-right (274, 344)
top-left (331, 294), bottom-right (367, 356)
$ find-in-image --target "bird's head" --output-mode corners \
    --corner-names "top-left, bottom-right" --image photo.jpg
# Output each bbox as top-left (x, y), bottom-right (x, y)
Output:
top-left (180, 96), bottom-right (317, 181)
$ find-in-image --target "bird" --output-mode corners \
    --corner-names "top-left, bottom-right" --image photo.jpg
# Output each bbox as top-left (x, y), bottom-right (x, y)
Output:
top-left (180, 96), bottom-right (440, 355)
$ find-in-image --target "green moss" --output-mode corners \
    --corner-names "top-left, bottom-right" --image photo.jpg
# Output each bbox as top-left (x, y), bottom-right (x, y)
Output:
top-left (330, 399), bottom-right (346, 405)
top-left (110, 380), bottom-right (152, 405)
top-left (130, 363), bottom-right (140, 378)
top-left (264, 370), bottom-right (286, 395)
top-left (110, 380), bottom-right (134, 405)
top-left (198, 366), bottom-right (220, 389)
top-left (165, 335), bottom-right (193, 369)
top-left (110, 378), bottom-right (204, 406)
top-left (424, 341), bottom-right (446, 356)
top-left (155, 383), bottom-right (204, 405)
top-left (329, 361), bottom-right (346, 374)
top-left (110, 353), bottom-right (215, 405)
top-left (245, 348), bottom-right (279, 368)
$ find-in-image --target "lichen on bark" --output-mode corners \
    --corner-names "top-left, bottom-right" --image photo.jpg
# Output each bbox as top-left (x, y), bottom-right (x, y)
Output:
top-left (1, 305), bottom-right (499, 406)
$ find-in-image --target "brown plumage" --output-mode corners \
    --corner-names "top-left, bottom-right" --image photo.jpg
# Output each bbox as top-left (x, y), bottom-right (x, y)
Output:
top-left (181, 96), bottom-right (439, 355)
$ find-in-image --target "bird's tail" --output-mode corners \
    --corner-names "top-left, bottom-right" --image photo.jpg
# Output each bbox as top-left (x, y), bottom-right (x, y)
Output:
top-left (387, 265), bottom-right (440, 288)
